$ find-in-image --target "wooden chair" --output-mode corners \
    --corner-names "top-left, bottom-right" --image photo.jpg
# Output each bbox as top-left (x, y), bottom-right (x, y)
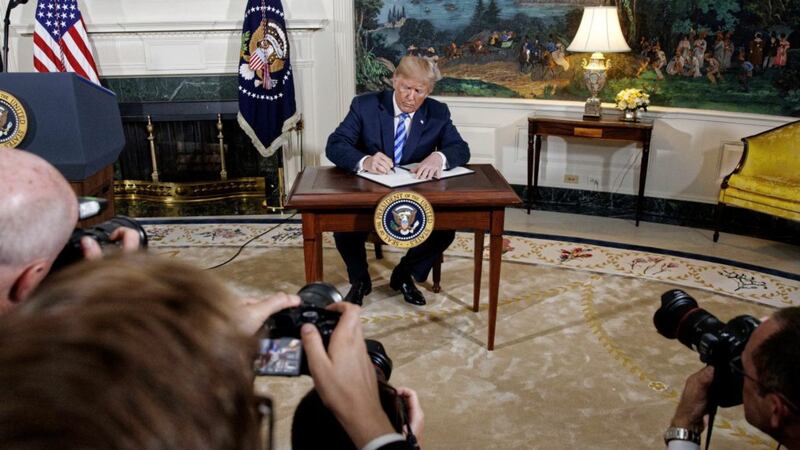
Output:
top-left (369, 231), bottom-right (486, 310)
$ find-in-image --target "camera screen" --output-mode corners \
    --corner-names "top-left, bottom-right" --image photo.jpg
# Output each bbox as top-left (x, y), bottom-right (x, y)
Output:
top-left (255, 337), bottom-right (303, 376)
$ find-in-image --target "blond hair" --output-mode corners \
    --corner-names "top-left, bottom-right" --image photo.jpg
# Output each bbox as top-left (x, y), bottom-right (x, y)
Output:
top-left (393, 55), bottom-right (437, 89)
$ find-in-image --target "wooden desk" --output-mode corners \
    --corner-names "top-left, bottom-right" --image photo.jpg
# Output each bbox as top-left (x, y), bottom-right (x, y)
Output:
top-left (286, 164), bottom-right (521, 350)
top-left (528, 116), bottom-right (654, 225)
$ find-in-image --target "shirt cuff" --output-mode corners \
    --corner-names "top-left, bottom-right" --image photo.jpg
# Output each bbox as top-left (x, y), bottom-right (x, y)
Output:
top-left (356, 156), bottom-right (369, 172)
top-left (434, 151), bottom-right (447, 170)
top-left (361, 433), bottom-right (406, 450)
top-left (667, 440), bottom-right (700, 450)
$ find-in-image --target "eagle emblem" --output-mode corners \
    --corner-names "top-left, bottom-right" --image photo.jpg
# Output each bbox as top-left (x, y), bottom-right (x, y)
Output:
top-left (374, 191), bottom-right (434, 249)
top-left (0, 107), bottom-right (9, 137)
top-left (239, 19), bottom-right (289, 90)
top-left (391, 205), bottom-right (419, 236)
top-left (0, 90), bottom-right (28, 148)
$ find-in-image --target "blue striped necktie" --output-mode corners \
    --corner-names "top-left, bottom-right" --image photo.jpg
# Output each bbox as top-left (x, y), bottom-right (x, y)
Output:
top-left (393, 112), bottom-right (410, 165)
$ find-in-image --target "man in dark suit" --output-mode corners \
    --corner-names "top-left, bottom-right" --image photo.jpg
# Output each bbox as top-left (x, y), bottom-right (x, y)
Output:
top-left (326, 56), bottom-right (470, 306)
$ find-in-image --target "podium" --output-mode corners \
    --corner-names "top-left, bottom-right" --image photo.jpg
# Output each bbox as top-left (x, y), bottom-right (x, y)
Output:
top-left (0, 73), bottom-right (125, 224)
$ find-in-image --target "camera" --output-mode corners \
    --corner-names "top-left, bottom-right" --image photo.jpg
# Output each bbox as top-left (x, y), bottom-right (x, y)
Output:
top-left (52, 216), bottom-right (149, 271)
top-left (50, 197), bottom-right (148, 271)
top-left (256, 282), bottom-right (393, 379)
top-left (653, 289), bottom-right (760, 407)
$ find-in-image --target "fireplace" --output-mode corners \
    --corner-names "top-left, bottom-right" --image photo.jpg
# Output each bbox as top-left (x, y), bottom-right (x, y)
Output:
top-left (114, 100), bottom-right (296, 216)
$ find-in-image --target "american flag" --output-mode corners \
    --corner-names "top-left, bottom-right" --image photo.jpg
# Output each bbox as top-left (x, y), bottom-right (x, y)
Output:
top-left (33, 0), bottom-right (100, 85)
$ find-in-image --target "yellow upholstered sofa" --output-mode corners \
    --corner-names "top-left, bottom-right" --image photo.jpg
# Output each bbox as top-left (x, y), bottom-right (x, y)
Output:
top-left (714, 119), bottom-right (800, 242)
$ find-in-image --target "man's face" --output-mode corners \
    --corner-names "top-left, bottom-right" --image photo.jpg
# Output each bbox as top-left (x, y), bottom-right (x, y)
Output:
top-left (393, 76), bottom-right (430, 114)
top-left (741, 317), bottom-right (782, 433)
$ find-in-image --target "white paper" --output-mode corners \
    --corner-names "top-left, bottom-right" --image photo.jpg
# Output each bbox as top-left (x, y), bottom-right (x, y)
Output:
top-left (356, 165), bottom-right (474, 188)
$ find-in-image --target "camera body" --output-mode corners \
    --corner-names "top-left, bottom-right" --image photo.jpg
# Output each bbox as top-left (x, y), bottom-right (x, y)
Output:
top-left (259, 282), bottom-right (392, 379)
top-left (52, 216), bottom-right (149, 271)
top-left (654, 289), bottom-right (760, 407)
top-left (268, 281), bottom-right (344, 340)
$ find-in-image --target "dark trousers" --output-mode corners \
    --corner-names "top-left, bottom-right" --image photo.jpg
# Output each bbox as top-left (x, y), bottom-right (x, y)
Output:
top-left (334, 230), bottom-right (456, 284)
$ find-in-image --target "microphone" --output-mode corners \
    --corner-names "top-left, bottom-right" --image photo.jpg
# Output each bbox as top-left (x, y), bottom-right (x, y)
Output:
top-left (2, 0), bottom-right (31, 72)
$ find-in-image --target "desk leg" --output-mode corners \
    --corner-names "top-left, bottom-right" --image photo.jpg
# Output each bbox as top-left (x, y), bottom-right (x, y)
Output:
top-left (301, 213), bottom-right (323, 282)
top-left (473, 231), bottom-right (484, 312)
top-left (487, 211), bottom-right (504, 351)
top-left (637, 138), bottom-right (651, 227)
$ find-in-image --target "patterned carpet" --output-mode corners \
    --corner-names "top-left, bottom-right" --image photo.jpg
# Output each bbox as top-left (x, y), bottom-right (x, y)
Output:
top-left (143, 219), bottom-right (799, 450)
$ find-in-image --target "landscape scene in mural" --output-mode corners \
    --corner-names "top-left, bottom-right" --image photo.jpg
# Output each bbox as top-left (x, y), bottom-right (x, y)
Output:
top-left (355, 0), bottom-right (800, 116)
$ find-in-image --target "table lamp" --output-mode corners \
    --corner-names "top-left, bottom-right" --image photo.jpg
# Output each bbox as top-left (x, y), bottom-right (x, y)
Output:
top-left (567, 6), bottom-right (630, 119)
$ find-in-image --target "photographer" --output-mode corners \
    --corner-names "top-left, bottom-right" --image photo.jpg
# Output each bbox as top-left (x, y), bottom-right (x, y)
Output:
top-left (292, 383), bottom-right (424, 450)
top-left (667, 307), bottom-right (800, 449)
top-left (0, 254), bottom-right (266, 450)
top-left (301, 302), bottom-right (423, 450)
top-left (0, 150), bottom-right (141, 314)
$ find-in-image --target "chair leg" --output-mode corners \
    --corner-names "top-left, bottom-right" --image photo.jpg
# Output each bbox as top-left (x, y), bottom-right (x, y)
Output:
top-left (367, 232), bottom-right (384, 259)
top-left (432, 254), bottom-right (443, 293)
top-left (713, 202), bottom-right (724, 243)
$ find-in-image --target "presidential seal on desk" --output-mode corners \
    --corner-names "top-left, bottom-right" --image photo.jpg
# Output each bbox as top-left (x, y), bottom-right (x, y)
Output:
top-left (0, 90), bottom-right (28, 149)
top-left (374, 191), bottom-right (434, 248)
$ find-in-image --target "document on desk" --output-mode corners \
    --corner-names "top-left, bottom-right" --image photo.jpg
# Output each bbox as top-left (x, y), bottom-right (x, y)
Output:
top-left (356, 165), bottom-right (475, 188)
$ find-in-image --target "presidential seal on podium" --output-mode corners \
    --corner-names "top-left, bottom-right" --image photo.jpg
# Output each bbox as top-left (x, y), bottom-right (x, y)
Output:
top-left (0, 90), bottom-right (28, 149)
top-left (374, 191), bottom-right (434, 249)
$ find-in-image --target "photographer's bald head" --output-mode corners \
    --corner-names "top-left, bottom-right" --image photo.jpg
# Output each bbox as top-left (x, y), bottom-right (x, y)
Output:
top-left (0, 150), bottom-right (78, 313)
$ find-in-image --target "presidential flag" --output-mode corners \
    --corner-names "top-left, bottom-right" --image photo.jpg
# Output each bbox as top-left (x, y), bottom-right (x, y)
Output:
top-left (33, 0), bottom-right (100, 85)
top-left (238, 0), bottom-right (298, 157)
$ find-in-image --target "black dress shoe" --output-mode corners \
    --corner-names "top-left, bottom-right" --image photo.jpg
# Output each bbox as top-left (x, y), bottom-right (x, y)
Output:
top-left (344, 281), bottom-right (371, 306)
top-left (390, 269), bottom-right (426, 306)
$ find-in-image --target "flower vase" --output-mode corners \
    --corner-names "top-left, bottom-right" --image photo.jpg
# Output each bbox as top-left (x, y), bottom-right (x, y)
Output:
top-left (622, 109), bottom-right (639, 122)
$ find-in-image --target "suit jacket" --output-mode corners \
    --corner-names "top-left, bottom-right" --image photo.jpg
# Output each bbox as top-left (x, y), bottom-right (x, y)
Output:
top-left (326, 90), bottom-right (470, 171)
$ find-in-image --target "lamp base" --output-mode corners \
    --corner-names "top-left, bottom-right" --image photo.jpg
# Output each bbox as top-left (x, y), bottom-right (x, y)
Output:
top-left (583, 97), bottom-right (602, 119)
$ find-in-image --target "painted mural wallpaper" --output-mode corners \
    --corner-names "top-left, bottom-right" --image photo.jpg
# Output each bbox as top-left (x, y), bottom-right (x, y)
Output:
top-left (355, 0), bottom-right (800, 117)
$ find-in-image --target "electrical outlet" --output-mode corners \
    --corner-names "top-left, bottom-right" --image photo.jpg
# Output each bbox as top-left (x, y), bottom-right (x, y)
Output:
top-left (564, 174), bottom-right (579, 184)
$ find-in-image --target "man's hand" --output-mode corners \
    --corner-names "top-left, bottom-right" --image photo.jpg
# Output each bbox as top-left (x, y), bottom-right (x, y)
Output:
top-left (237, 293), bottom-right (301, 335)
top-left (364, 153), bottom-right (395, 175)
top-left (301, 302), bottom-right (395, 449)
top-left (397, 386), bottom-right (425, 446)
top-left (671, 365), bottom-right (715, 431)
top-left (410, 153), bottom-right (444, 180)
top-left (80, 227), bottom-right (142, 260)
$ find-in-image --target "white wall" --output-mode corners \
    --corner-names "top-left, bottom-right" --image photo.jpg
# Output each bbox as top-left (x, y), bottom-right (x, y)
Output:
top-left (5, 0), bottom-right (795, 204)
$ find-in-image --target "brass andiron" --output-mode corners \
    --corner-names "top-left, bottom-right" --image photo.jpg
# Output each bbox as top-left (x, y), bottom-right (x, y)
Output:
top-left (147, 116), bottom-right (160, 182)
top-left (217, 114), bottom-right (228, 181)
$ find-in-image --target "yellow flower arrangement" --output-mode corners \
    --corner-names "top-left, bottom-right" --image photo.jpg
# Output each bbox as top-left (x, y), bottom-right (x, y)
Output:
top-left (615, 88), bottom-right (650, 112)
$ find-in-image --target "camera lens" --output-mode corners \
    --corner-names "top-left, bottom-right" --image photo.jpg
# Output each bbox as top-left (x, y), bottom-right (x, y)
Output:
top-left (366, 339), bottom-right (393, 382)
top-left (297, 282), bottom-right (343, 308)
top-left (654, 289), bottom-right (725, 350)
top-left (654, 289), bottom-right (697, 339)
top-left (103, 216), bottom-right (149, 248)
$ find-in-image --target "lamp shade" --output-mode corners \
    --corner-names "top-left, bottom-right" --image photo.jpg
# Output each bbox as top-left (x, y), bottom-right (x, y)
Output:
top-left (567, 6), bottom-right (631, 53)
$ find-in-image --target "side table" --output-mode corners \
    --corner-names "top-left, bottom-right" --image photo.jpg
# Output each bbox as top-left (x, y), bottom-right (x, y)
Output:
top-left (527, 116), bottom-right (654, 226)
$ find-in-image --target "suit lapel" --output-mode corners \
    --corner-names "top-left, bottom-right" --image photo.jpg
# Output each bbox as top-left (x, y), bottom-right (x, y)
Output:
top-left (379, 91), bottom-right (395, 158)
top-left (403, 100), bottom-right (428, 161)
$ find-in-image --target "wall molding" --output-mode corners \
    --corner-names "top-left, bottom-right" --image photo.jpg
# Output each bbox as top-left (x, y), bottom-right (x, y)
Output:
top-left (12, 19), bottom-right (328, 36)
